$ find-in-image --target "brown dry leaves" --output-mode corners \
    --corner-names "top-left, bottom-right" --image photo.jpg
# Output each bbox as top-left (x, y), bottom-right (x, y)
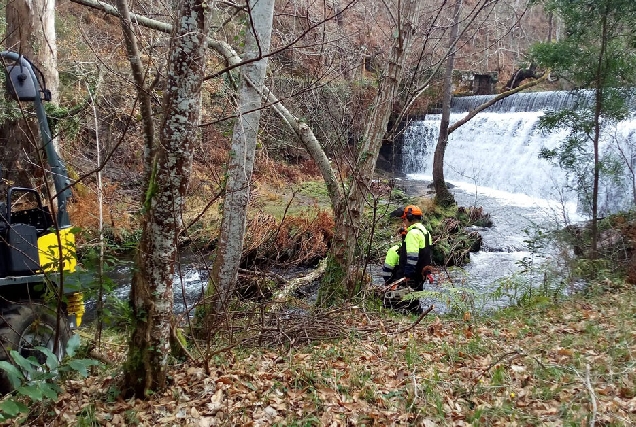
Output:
top-left (4, 286), bottom-right (636, 426)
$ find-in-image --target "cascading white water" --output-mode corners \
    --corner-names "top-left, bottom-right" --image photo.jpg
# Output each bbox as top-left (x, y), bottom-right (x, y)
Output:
top-left (404, 112), bottom-right (571, 198)
top-left (402, 91), bottom-right (636, 216)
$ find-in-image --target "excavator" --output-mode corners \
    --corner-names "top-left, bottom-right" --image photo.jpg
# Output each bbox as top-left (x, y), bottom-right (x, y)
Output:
top-left (0, 51), bottom-right (84, 392)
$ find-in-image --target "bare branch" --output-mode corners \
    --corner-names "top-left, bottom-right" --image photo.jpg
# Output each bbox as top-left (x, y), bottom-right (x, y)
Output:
top-left (448, 72), bottom-right (548, 135)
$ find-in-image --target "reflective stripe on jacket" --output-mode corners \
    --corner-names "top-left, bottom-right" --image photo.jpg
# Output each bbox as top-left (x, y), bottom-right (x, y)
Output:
top-left (381, 244), bottom-right (401, 281)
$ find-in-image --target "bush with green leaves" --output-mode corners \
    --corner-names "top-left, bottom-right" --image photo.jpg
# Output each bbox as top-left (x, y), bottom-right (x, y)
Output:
top-left (0, 334), bottom-right (100, 422)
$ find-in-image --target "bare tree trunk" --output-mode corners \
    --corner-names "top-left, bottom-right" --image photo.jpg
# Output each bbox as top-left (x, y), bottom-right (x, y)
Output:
top-left (433, 0), bottom-right (462, 208)
top-left (318, 0), bottom-right (423, 305)
top-left (1, 0), bottom-right (59, 191)
top-left (123, 0), bottom-right (209, 398)
top-left (590, 9), bottom-right (609, 259)
top-left (115, 0), bottom-right (157, 187)
top-left (208, 0), bottom-right (275, 316)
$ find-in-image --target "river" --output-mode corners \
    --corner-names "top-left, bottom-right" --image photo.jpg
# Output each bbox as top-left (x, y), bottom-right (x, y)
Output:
top-left (390, 175), bottom-right (584, 314)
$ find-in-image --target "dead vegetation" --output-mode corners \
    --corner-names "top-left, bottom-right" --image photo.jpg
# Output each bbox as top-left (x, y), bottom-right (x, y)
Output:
top-left (7, 282), bottom-right (634, 426)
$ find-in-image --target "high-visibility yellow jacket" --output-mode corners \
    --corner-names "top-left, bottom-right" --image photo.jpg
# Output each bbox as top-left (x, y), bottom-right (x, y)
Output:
top-left (403, 222), bottom-right (432, 281)
top-left (381, 243), bottom-right (401, 283)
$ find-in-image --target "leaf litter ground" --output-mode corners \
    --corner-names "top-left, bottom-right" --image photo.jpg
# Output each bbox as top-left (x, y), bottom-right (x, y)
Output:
top-left (4, 283), bottom-right (636, 426)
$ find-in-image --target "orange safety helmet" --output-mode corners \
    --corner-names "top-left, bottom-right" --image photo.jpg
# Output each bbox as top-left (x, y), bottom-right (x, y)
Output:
top-left (403, 205), bottom-right (423, 218)
top-left (390, 205), bottom-right (423, 220)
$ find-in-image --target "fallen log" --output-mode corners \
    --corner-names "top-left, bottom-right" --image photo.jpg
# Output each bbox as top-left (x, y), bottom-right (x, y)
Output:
top-left (270, 259), bottom-right (327, 308)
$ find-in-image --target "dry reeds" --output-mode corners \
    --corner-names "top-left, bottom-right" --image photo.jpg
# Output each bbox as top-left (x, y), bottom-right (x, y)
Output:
top-left (242, 211), bottom-right (334, 269)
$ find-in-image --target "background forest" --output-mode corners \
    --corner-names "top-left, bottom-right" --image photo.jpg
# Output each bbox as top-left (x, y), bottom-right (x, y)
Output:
top-left (0, 0), bottom-right (634, 425)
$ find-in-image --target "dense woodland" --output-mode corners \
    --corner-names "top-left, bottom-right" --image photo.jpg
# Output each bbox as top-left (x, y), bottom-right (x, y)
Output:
top-left (0, 0), bottom-right (635, 425)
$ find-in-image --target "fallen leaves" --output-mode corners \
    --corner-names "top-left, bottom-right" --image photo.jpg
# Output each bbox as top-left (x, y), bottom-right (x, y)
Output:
top-left (1, 288), bottom-right (635, 426)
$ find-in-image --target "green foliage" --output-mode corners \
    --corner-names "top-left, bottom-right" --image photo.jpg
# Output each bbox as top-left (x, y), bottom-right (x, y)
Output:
top-left (489, 272), bottom-right (558, 309)
top-left (534, 0), bottom-right (636, 86)
top-left (407, 286), bottom-right (476, 316)
top-left (298, 181), bottom-right (330, 203)
top-left (45, 103), bottom-right (82, 141)
top-left (77, 245), bottom-right (134, 331)
top-left (0, 335), bottom-right (101, 423)
top-left (536, 93), bottom-right (631, 216)
top-left (532, 0), bottom-right (636, 219)
top-left (76, 404), bottom-right (99, 426)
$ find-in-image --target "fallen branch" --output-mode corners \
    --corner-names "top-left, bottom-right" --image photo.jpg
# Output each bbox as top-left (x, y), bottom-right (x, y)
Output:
top-left (377, 277), bottom-right (408, 294)
top-left (248, 305), bottom-right (348, 347)
top-left (238, 268), bottom-right (286, 285)
top-left (396, 304), bottom-right (434, 333)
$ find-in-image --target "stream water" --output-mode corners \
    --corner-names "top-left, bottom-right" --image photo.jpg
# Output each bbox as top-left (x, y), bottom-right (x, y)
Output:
top-left (88, 180), bottom-right (582, 319)
top-left (393, 176), bottom-right (581, 314)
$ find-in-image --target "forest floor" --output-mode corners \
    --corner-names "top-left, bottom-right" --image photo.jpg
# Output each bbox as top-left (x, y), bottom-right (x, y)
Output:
top-left (3, 280), bottom-right (635, 426)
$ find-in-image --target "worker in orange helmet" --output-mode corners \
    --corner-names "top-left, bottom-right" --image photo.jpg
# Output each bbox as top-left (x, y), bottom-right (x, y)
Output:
top-left (388, 205), bottom-right (434, 291)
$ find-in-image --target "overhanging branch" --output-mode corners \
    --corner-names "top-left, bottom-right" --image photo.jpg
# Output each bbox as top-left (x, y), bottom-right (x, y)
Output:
top-left (448, 72), bottom-right (549, 135)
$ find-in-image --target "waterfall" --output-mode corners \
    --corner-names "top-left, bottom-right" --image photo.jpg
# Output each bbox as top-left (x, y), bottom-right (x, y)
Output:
top-left (450, 89), bottom-right (636, 113)
top-left (402, 91), bottom-right (636, 216)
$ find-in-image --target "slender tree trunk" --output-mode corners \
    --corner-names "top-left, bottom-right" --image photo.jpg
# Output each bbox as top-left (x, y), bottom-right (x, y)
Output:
top-left (432, 0), bottom-right (462, 208)
top-left (123, 0), bottom-right (209, 397)
top-left (591, 7), bottom-right (609, 259)
top-left (318, 0), bottom-right (422, 305)
top-left (208, 0), bottom-right (275, 316)
top-left (115, 0), bottom-right (157, 187)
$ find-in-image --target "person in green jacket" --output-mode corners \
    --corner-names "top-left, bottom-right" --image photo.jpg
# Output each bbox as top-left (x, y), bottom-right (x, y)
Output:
top-left (389, 205), bottom-right (433, 291)
top-left (380, 227), bottom-right (406, 284)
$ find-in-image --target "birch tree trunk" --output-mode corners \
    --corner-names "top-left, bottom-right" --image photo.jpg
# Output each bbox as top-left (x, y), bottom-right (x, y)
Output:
top-left (432, 0), bottom-right (462, 208)
top-left (318, 0), bottom-right (423, 305)
top-left (208, 0), bottom-right (275, 316)
top-left (1, 0), bottom-right (59, 192)
top-left (123, 0), bottom-right (209, 397)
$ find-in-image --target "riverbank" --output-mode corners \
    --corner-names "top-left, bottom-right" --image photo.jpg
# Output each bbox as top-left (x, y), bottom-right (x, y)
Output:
top-left (15, 280), bottom-right (635, 426)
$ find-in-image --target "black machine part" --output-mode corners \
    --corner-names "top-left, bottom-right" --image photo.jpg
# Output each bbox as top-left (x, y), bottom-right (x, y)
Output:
top-left (0, 188), bottom-right (55, 279)
top-left (1, 51), bottom-right (71, 228)
top-left (5, 56), bottom-right (51, 102)
top-left (0, 303), bottom-right (70, 393)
